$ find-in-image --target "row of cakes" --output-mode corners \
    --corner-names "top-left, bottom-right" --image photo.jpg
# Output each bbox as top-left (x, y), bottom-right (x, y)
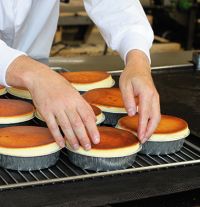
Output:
top-left (0, 71), bottom-right (190, 172)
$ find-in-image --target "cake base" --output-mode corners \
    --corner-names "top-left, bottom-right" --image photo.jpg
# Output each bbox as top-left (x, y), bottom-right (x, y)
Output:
top-left (0, 151), bottom-right (60, 171)
top-left (5, 93), bottom-right (33, 103)
top-left (139, 139), bottom-right (185, 155)
top-left (67, 150), bottom-right (139, 172)
top-left (103, 112), bottom-right (126, 126)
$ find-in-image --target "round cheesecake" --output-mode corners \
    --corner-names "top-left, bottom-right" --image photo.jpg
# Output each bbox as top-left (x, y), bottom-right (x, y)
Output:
top-left (117, 114), bottom-right (190, 155)
top-left (66, 126), bottom-right (141, 171)
top-left (60, 71), bottom-right (115, 92)
top-left (0, 126), bottom-right (60, 170)
top-left (7, 87), bottom-right (32, 100)
top-left (35, 104), bottom-right (105, 126)
top-left (0, 85), bottom-right (6, 96)
top-left (0, 99), bottom-right (34, 124)
top-left (83, 88), bottom-right (138, 126)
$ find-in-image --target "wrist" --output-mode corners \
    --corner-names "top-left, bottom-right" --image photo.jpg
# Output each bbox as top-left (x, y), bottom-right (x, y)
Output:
top-left (125, 49), bottom-right (151, 74)
top-left (6, 55), bottom-right (50, 89)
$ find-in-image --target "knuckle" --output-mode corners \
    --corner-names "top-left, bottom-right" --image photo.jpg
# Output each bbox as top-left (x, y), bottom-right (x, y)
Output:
top-left (71, 118), bottom-right (82, 128)
top-left (47, 122), bottom-right (58, 132)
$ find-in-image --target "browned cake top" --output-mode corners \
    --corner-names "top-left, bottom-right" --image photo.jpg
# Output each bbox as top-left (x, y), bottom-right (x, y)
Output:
top-left (91, 104), bottom-right (101, 116)
top-left (0, 126), bottom-right (55, 148)
top-left (60, 71), bottom-right (110, 84)
top-left (0, 99), bottom-right (34, 117)
top-left (118, 114), bottom-right (188, 134)
top-left (83, 88), bottom-right (138, 108)
top-left (91, 126), bottom-right (139, 150)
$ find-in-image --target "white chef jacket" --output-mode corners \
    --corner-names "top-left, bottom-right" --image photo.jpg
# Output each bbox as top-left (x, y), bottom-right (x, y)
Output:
top-left (0, 0), bottom-right (154, 86)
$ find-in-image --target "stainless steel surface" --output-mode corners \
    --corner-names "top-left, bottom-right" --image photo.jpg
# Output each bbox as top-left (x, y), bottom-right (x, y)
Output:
top-left (49, 50), bottom-right (194, 72)
top-left (0, 139), bottom-right (199, 191)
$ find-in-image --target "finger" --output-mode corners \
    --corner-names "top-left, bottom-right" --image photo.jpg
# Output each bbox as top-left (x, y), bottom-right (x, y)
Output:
top-left (138, 93), bottom-right (152, 143)
top-left (84, 101), bottom-right (96, 121)
top-left (77, 104), bottom-right (100, 145)
top-left (120, 82), bottom-right (137, 116)
top-left (143, 94), bottom-right (161, 142)
top-left (56, 111), bottom-right (80, 150)
top-left (66, 109), bottom-right (91, 151)
top-left (45, 113), bottom-right (65, 148)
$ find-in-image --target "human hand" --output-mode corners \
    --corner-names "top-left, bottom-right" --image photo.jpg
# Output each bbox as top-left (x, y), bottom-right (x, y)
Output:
top-left (6, 56), bottom-right (100, 150)
top-left (119, 50), bottom-right (161, 143)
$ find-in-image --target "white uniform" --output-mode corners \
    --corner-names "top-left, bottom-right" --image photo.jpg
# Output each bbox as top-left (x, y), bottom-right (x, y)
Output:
top-left (0, 0), bottom-right (153, 86)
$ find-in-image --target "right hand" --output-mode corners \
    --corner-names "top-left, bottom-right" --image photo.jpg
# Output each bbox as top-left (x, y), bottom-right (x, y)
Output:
top-left (6, 55), bottom-right (100, 150)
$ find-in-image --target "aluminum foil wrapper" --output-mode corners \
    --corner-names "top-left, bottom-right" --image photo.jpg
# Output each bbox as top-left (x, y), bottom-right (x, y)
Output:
top-left (102, 112), bottom-right (126, 126)
top-left (67, 150), bottom-right (139, 172)
top-left (0, 151), bottom-right (60, 171)
top-left (140, 138), bottom-right (185, 155)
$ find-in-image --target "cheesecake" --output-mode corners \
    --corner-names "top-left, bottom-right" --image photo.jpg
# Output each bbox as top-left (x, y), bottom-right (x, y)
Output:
top-left (117, 114), bottom-right (190, 155)
top-left (0, 99), bottom-right (34, 124)
top-left (83, 88), bottom-right (138, 126)
top-left (0, 126), bottom-right (60, 170)
top-left (66, 126), bottom-right (141, 171)
top-left (7, 87), bottom-right (32, 100)
top-left (60, 71), bottom-right (115, 92)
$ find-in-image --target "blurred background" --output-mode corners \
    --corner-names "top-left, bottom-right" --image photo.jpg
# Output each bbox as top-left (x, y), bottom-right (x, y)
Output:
top-left (51, 0), bottom-right (200, 58)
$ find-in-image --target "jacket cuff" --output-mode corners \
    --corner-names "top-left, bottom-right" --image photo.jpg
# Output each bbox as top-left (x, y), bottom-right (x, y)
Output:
top-left (117, 32), bottom-right (152, 65)
top-left (0, 42), bottom-right (27, 87)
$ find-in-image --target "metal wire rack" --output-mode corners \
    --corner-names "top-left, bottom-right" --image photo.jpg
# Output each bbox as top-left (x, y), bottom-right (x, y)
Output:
top-left (0, 138), bottom-right (199, 191)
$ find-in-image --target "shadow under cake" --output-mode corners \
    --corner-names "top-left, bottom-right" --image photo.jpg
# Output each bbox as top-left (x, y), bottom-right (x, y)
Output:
top-left (116, 114), bottom-right (190, 155)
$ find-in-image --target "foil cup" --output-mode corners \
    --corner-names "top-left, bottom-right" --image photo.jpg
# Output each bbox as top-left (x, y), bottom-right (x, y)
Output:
top-left (67, 146), bottom-right (142, 172)
top-left (139, 139), bottom-right (185, 155)
top-left (0, 151), bottom-right (60, 171)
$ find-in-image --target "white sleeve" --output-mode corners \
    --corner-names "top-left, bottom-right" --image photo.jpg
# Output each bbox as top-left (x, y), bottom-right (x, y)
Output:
top-left (0, 40), bottom-right (26, 86)
top-left (83, 0), bottom-right (154, 63)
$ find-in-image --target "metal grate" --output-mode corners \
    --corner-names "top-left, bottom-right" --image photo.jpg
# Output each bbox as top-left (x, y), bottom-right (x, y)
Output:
top-left (0, 137), bottom-right (199, 191)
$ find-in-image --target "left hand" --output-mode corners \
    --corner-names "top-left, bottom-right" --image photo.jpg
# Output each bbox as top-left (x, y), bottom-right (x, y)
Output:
top-left (119, 50), bottom-right (161, 143)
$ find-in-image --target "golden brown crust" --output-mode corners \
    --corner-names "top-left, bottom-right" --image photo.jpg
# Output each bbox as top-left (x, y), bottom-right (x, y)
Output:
top-left (0, 126), bottom-right (55, 148)
top-left (0, 99), bottom-right (34, 117)
top-left (118, 114), bottom-right (188, 134)
top-left (91, 104), bottom-right (101, 116)
top-left (83, 88), bottom-right (137, 108)
top-left (91, 127), bottom-right (139, 149)
top-left (60, 71), bottom-right (110, 84)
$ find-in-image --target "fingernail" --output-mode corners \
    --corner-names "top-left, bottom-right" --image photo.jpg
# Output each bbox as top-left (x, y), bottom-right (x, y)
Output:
top-left (85, 144), bottom-right (91, 151)
top-left (142, 138), bottom-right (149, 144)
top-left (93, 135), bottom-right (100, 144)
top-left (73, 144), bottom-right (79, 150)
top-left (127, 108), bottom-right (136, 116)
